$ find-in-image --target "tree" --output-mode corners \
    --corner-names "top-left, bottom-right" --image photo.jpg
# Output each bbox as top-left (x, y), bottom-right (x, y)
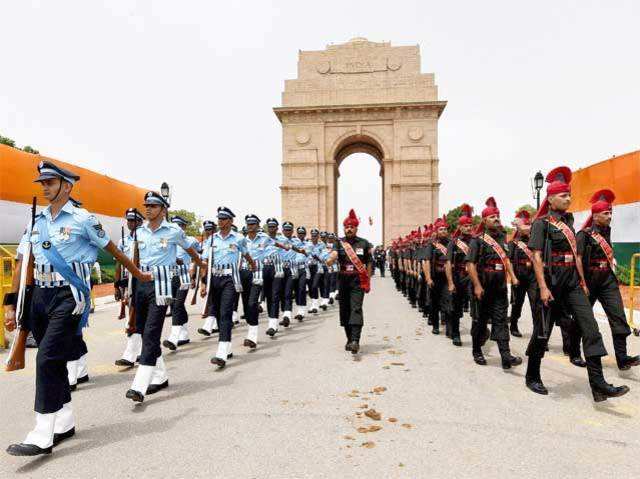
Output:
top-left (0, 134), bottom-right (15, 147)
top-left (516, 204), bottom-right (537, 216)
top-left (168, 209), bottom-right (202, 237)
top-left (22, 145), bottom-right (40, 154)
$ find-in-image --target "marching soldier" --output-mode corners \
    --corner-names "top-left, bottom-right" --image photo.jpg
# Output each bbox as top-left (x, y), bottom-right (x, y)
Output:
top-left (292, 226), bottom-right (310, 320)
top-left (125, 192), bottom-right (205, 403)
top-left (199, 220), bottom-right (217, 328)
top-left (374, 246), bottom-right (387, 277)
top-left (279, 221), bottom-right (298, 327)
top-left (200, 207), bottom-right (256, 368)
top-left (577, 189), bottom-right (639, 371)
top-left (263, 218), bottom-right (285, 334)
top-left (115, 208), bottom-right (145, 367)
top-left (445, 204), bottom-right (475, 346)
top-left (306, 228), bottom-right (326, 314)
top-left (524, 167), bottom-right (629, 401)
top-left (162, 215), bottom-right (199, 351)
top-left (425, 218), bottom-right (452, 336)
top-left (466, 197), bottom-right (523, 369)
top-left (507, 209), bottom-right (536, 338)
top-left (327, 209), bottom-right (373, 354)
top-left (5, 161), bottom-right (151, 456)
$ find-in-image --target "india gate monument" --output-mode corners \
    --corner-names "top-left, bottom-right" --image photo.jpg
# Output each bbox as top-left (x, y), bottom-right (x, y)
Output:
top-left (274, 38), bottom-right (447, 244)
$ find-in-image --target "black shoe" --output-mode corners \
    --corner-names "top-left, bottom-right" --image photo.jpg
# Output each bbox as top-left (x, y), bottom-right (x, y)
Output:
top-left (591, 383), bottom-right (630, 402)
top-left (345, 341), bottom-right (350, 351)
top-left (452, 337), bottom-right (462, 347)
top-left (320, 304), bottom-right (328, 311)
top-left (258, 305), bottom-right (264, 313)
top-left (227, 353), bottom-right (233, 359)
top-left (432, 328), bottom-right (439, 335)
top-left (244, 339), bottom-right (257, 349)
top-left (126, 389), bottom-right (144, 403)
top-left (115, 358), bottom-right (134, 367)
top-left (197, 328), bottom-right (211, 337)
top-left (162, 339), bottom-right (177, 351)
top-left (570, 357), bottom-right (587, 368)
top-left (212, 328), bottom-right (220, 334)
top-left (295, 314), bottom-right (304, 322)
top-left (526, 379), bottom-right (549, 395)
top-left (177, 339), bottom-right (190, 346)
top-left (619, 355), bottom-right (640, 371)
top-left (53, 427), bottom-right (75, 446)
top-left (335, 295), bottom-right (340, 301)
top-left (77, 375), bottom-right (89, 384)
top-left (266, 328), bottom-right (276, 337)
top-left (329, 298), bottom-right (334, 305)
top-left (347, 341), bottom-right (360, 354)
top-left (502, 355), bottom-right (522, 370)
top-left (510, 328), bottom-right (523, 338)
top-left (310, 308), bottom-right (318, 314)
top-left (146, 380), bottom-right (169, 395)
top-left (69, 384), bottom-right (77, 392)
top-left (6, 443), bottom-right (52, 456)
top-left (281, 317), bottom-right (290, 328)
top-left (473, 353), bottom-right (487, 366)
top-left (211, 357), bottom-right (226, 369)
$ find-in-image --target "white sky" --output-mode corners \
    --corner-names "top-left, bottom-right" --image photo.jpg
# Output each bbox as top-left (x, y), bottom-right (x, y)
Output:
top-left (2, 1), bottom-right (639, 245)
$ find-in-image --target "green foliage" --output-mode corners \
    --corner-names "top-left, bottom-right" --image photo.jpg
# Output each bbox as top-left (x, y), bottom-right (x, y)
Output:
top-left (168, 209), bottom-right (202, 237)
top-left (516, 204), bottom-right (537, 216)
top-left (22, 145), bottom-right (39, 154)
top-left (0, 134), bottom-right (16, 147)
top-left (616, 264), bottom-right (640, 286)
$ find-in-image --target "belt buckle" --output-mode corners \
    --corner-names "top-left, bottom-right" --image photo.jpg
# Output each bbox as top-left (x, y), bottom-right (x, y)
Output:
top-left (564, 254), bottom-right (572, 263)
top-left (495, 264), bottom-right (503, 271)
top-left (526, 261), bottom-right (531, 267)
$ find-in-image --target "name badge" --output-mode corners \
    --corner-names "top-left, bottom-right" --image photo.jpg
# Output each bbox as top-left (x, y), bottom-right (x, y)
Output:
top-left (356, 248), bottom-right (364, 255)
top-left (495, 264), bottom-right (504, 271)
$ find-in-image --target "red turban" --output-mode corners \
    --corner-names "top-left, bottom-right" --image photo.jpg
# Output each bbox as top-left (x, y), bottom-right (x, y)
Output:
top-left (515, 209), bottom-right (531, 225)
top-left (534, 166), bottom-right (572, 220)
top-left (458, 204), bottom-right (474, 225)
top-left (581, 189), bottom-right (615, 230)
top-left (481, 197), bottom-right (500, 218)
top-left (343, 209), bottom-right (359, 228)
top-left (433, 214), bottom-right (449, 230)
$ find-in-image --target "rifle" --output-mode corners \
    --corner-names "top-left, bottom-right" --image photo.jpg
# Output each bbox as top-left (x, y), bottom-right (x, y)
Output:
top-left (125, 226), bottom-right (139, 335)
top-left (191, 261), bottom-right (200, 306)
top-left (538, 220), bottom-right (553, 339)
top-left (470, 237), bottom-right (485, 323)
top-left (201, 233), bottom-right (214, 316)
top-left (118, 226), bottom-right (127, 319)
top-left (6, 197), bottom-right (37, 372)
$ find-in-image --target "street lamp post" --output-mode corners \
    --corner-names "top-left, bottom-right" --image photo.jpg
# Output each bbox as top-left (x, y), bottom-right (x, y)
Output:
top-left (533, 171), bottom-right (544, 209)
top-left (160, 182), bottom-right (171, 220)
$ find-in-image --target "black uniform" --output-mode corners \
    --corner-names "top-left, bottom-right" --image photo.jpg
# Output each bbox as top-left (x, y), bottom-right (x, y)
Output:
top-left (466, 229), bottom-right (516, 364)
top-left (374, 248), bottom-right (387, 277)
top-left (577, 225), bottom-right (638, 369)
top-left (507, 235), bottom-right (537, 335)
top-left (415, 242), bottom-right (430, 319)
top-left (525, 210), bottom-right (610, 390)
top-left (335, 236), bottom-right (372, 343)
top-left (426, 239), bottom-right (452, 335)
top-left (446, 234), bottom-right (473, 343)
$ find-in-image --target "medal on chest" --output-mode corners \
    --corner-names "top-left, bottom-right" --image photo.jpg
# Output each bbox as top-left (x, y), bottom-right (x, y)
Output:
top-left (159, 238), bottom-right (168, 249)
top-left (60, 226), bottom-right (72, 241)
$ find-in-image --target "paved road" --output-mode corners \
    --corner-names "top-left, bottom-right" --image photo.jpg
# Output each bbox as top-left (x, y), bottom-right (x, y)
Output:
top-left (1, 276), bottom-right (639, 478)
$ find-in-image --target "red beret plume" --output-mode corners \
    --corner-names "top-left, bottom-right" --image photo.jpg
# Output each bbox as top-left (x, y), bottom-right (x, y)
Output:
top-left (534, 166), bottom-right (573, 220)
top-left (343, 208), bottom-right (359, 227)
top-left (482, 197), bottom-right (500, 218)
top-left (434, 214), bottom-right (449, 229)
top-left (458, 203), bottom-right (474, 225)
top-left (581, 189), bottom-right (615, 230)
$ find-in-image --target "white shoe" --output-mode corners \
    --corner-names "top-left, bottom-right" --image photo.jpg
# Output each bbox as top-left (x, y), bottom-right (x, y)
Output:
top-left (131, 365), bottom-right (155, 396)
top-left (247, 325), bottom-right (258, 344)
top-left (178, 325), bottom-right (190, 342)
top-left (200, 316), bottom-right (218, 334)
top-left (54, 402), bottom-right (75, 435)
top-left (268, 317), bottom-right (279, 331)
top-left (150, 357), bottom-right (168, 385)
top-left (24, 412), bottom-right (56, 449)
top-left (167, 325), bottom-right (181, 346)
top-left (67, 360), bottom-right (78, 387)
top-left (283, 310), bottom-right (292, 320)
top-left (76, 354), bottom-right (88, 380)
top-left (216, 341), bottom-right (230, 360)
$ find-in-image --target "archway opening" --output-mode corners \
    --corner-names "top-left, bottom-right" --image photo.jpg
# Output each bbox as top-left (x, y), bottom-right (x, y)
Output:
top-left (336, 151), bottom-right (383, 246)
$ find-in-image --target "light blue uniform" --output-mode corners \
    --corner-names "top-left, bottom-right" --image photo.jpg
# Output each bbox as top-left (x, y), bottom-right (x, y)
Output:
top-left (279, 235), bottom-right (297, 263)
top-left (177, 235), bottom-right (199, 267)
top-left (19, 200), bottom-right (110, 265)
top-left (136, 220), bottom-right (191, 268)
top-left (202, 230), bottom-right (248, 267)
top-left (244, 232), bottom-right (276, 263)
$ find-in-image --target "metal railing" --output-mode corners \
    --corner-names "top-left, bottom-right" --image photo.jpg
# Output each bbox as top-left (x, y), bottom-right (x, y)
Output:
top-left (0, 245), bottom-right (16, 348)
top-left (629, 253), bottom-right (640, 337)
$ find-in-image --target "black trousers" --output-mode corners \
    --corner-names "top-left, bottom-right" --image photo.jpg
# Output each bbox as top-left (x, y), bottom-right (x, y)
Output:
top-left (377, 260), bottom-right (385, 277)
top-left (526, 283), bottom-right (607, 360)
top-left (338, 275), bottom-right (364, 327)
top-left (171, 275), bottom-right (189, 326)
top-left (330, 271), bottom-right (338, 293)
top-left (135, 281), bottom-right (168, 366)
top-left (206, 275), bottom-right (236, 341)
top-left (279, 267), bottom-right (294, 312)
top-left (29, 287), bottom-right (79, 414)
top-left (293, 267), bottom-right (307, 306)
top-left (509, 274), bottom-right (536, 330)
top-left (240, 269), bottom-right (261, 326)
top-left (262, 264), bottom-right (281, 318)
top-left (308, 264), bottom-right (320, 299)
top-left (320, 266), bottom-right (330, 299)
top-left (470, 280), bottom-right (510, 355)
top-left (69, 332), bottom-right (88, 362)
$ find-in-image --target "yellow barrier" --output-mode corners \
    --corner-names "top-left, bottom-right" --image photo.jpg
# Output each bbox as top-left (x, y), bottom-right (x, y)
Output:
top-left (629, 253), bottom-right (640, 337)
top-left (0, 246), bottom-right (16, 348)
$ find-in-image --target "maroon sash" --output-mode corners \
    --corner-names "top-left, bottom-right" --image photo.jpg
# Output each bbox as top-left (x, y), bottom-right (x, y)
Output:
top-left (589, 231), bottom-right (615, 271)
top-left (455, 239), bottom-right (469, 255)
top-left (546, 216), bottom-right (578, 260)
top-left (515, 240), bottom-right (534, 263)
top-left (341, 241), bottom-right (370, 293)
top-left (481, 233), bottom-right (510, 275)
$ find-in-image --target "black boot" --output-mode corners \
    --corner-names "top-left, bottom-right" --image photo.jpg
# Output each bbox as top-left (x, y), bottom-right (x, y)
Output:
top-left (344, 326), bottom-right (352, 351)
top-left (510, 317), bottom-right (522, 337)
top-left (586, 356), bottom-right (630, 402)
top-left (525, 355), bottom-right (548, 395)
top-left (473, 351), bottom-right (487, 365)
top-left (613, 334), bottom-right (640, 370)
top-left (498, 341), bottom-right (522, 370)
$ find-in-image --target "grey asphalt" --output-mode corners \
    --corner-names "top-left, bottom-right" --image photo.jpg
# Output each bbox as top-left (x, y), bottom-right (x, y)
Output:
top-left (1, 275), bottom-right (639, 478)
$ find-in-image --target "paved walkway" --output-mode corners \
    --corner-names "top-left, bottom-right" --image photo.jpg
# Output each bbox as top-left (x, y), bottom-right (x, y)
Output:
top-left (1, 276), bottom-right (639, 478)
